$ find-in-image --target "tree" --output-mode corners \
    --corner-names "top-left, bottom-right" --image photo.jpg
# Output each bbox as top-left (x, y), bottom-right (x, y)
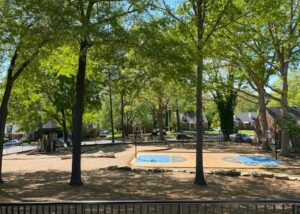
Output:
top-left (267, 1), bottom-right (300, 156)
top-left (214, 18), bottom-right (275, 150)
top-left (8, 54), bottom-right (103, 147)
top-left (243, 0), bottom-right (300, 156)
top-left (39, 0), bottom-right (150, 186)
top-left (0, 0), bottom-right (51, 183)
top-left (127, 18), bottom-right (194, 140)
top-left (157, 0), bottom-right (238, 185)
top-left (207, 69), bottom-right (239, 141)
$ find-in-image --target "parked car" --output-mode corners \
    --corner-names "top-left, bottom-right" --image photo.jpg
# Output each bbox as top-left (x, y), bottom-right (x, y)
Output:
top-left (176, 134), bottom-right (194, 140)
top-left (152, 129), bottom-right (167, 135)
top-left (100, 130), bottom-right (111, 137)
top-left (4, 139), bottom-right (21, 147)
top-left (230, 133), bottom-right (252, 143)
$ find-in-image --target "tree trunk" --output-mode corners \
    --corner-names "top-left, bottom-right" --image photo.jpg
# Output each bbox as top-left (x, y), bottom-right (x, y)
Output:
top-left (165, 106), bottom-right (168, 128)
top-left (152, 110), bottom-right (156, 129)
top-left (176, 100), bottom-right (181, 132)
top-left (157, 99), bottom-right (164, 141)
top-left (61, 109), bottom-right (70, 147)
top-left (194, 0), bottom-right (206, 186)
top-left (108, 71), bottom-right (115, 143)
top-left (280, 68), bottom-right (290, 156)
top-left (0, 80), bottom-right (14, 183)
top-left (70, 39), bottom-right (89, 186)
top-left (168, 109), bottom-right (172, 131)
top-left (258, 88), bottom-right (271, 151)
top-left (120, 93), bottom-right (125, 140)
top-left (0, 48), bottom-right (19, 183)
top-left (195, 56), bottom-right (206, 185)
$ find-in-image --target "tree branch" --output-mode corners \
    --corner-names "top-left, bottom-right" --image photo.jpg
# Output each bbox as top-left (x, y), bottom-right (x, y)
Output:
top-left (204, 0), bottom-right (232, 43)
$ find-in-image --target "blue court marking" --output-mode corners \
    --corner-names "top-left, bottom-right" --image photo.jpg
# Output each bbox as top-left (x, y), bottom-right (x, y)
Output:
top-left (237, 156), bottom-right (282, 165)
top-left (135, 155), bottom-right (172, 163)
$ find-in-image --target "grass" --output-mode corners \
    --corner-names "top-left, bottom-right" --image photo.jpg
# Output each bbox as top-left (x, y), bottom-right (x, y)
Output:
top-left (171, 129), bottom-right (254, 136)
top-left (170, 129), bottom-right (219, 136)
top-left (107, 133), bottom-right (123, 139)
top-left (204, 129), bottom-right (219, 135)
top-left (239, 130), bottom-right (255, 135)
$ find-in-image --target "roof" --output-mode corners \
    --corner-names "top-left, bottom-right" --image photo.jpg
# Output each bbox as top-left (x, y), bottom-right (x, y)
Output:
top-left (234, 112), bottom-right (256, 123)
top-left (42, 121), bottom-right (59, 129)
top-left (267, 107), bottom-right (300, 122)
top-left (179, 112), bottom-right (208, 124)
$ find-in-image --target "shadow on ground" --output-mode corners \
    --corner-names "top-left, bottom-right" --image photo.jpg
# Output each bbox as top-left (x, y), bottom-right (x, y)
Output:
top-left (19, 144), bottom-right (133, 158)
top-left (0, 169), bottom-right (299, 202)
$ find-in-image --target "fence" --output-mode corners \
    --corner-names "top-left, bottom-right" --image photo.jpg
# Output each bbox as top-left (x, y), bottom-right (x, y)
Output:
top-left (0, 200), bottom-right (299, 214)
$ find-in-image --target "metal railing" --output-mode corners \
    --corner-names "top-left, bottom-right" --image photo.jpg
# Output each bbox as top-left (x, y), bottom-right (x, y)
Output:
top-left (0, 200), bottom-right (299, 214)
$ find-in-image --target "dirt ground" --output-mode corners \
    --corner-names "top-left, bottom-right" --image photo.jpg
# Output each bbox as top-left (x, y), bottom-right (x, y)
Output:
top-left (1, 143), bottom-right (300, 202)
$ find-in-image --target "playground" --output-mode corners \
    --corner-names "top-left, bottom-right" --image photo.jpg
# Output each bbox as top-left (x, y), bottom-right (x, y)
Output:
top-left (1, 142), bottom-right (300, 201)
top-left (3, 142), bottom-right (299, 172)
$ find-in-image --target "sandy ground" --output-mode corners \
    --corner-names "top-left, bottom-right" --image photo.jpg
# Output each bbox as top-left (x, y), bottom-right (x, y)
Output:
top-left (3, 144), bottom-right (300, 173)
top-left (1, 143), bottom-right (300, 202)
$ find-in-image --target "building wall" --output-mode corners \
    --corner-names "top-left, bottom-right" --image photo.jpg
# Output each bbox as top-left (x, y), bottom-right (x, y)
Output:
top-left (4, 124), bottom-right (27, 140)
top-left (237, 122), bottom-right (255, 130)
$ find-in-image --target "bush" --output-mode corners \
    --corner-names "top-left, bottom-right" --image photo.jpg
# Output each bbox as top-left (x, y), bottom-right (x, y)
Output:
top-left (289, 147), bottom-right (300, 153)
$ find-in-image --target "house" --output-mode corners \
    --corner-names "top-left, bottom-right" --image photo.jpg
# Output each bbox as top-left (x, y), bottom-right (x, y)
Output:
top-left (179, 112), bottom-right (209, 130)
top-left (256, 107), bottom-right (300, 147)
top-left (234, 112), bottom-right (256, 130)
top-left (4, 124), bottom-right (27, 140)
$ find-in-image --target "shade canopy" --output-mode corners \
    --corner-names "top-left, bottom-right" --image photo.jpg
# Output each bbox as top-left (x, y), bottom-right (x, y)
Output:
top-left (42, 121), bottom-right (59, 129)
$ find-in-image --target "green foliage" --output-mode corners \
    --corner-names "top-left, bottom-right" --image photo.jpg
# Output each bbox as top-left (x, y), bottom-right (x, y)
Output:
top-left (268, 72), bottom-right (300, 107)
top-left (235, 94), bottom-right (257, 113)
top-left (289, 147), bottom-right (300, 153)
top-left (275, 116), bottom-right (300, 137)
top-left (203, 100), bottom-right (218, 128)
top-left (288, 72), bottom-right (300, 106)
top-left (239, 130), bottom-right (255, 135)
top-left (209, 72), bottom-right (238, 139)
top-left (1, 0), bottom-right (299, 141)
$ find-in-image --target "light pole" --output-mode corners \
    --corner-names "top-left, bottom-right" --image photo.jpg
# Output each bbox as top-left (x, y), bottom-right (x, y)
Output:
top-left (108, 70), bottom-right (115, 143)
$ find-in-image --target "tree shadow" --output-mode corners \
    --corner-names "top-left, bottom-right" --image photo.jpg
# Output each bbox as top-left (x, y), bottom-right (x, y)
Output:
top-left (1, 170), bottom-right (299, 202)
top-left (24, 144), bottom-right (133, 158)
top-left (81, 144), bottom-right (132, 154)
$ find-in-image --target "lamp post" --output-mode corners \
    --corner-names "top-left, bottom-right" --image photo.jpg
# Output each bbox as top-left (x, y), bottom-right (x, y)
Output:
top-left (133, 126), bottom-right (139, 159)
top-left (108, 70), bottom-right (115, 143)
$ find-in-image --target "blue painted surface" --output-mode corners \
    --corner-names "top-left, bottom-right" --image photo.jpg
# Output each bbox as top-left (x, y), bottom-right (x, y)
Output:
top-left (136, 155), bottom-right (171, 163)
top-left (237, 156), bottom-right (282, 165)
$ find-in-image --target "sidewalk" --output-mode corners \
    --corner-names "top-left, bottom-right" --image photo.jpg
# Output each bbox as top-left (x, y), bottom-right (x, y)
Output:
top-left (3, 145), bottom-right (37, 155)
top-left (81, 139), bottom-right (125, 146)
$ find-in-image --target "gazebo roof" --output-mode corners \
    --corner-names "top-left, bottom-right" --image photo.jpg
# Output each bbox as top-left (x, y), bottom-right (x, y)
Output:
top-left (42, 120), bottom-right (59, 129)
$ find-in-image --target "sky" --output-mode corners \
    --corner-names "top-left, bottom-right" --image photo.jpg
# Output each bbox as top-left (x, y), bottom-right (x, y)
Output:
top-left (166, 0), bottom-right (183, 7)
